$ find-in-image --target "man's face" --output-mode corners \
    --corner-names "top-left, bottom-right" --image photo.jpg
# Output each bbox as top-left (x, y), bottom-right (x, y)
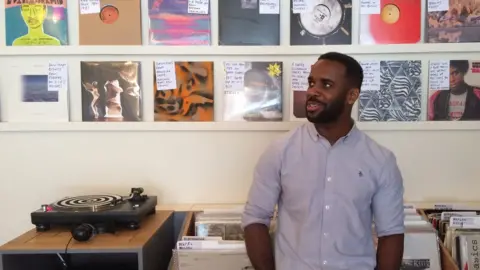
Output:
top-left (21, 4), bottom-right (46, 29)
top-left (305, 59), bottom-right (358, 124)
top-left (449, 67), bottom-right (465, 90)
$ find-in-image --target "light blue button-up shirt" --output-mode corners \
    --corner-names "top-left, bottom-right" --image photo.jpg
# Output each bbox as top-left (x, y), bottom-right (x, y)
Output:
top-left (242, 122), bottom-right (405, 270)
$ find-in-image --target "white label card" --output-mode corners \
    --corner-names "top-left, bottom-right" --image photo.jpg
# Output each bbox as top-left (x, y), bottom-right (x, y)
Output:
top-left (428, 0), bottom-right (449, 12)
top-left (48, 62), bottom-right (68, 92)
top-left (292, 0), bottom-right (308, 14)
top-left (360, 0), bottom-right (381, 14)
top-left (403, 204), bottom-right (416, 210)
top-left (187, 0), bottom-right (209, 14)
top-left (177, 241), bottom-right (202, 250)
top-left (291, 62), bottom-right (311, 91)
top-left (224, 62), bottom-right (246, 91)
top-left (441, 211), bottom-right (477, 221)
top-left (429, 60), bottom-right (450, 90)
top-left (155, 61), bottom-right (177, 91)
top-left (259, 0), bottom-right (280, 14)
top-left (450, 216), bottom-right (480, 229)
top-left (434, 203), bottom-right (454, 210)
top-left (79, 0), bottom-right (101, 14)
top-left (360, 60), bottom-right (381, 91)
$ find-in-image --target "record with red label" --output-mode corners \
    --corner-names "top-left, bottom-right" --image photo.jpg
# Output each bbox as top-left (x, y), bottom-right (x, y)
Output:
top-left (359, 0), bottom-right (421, 45)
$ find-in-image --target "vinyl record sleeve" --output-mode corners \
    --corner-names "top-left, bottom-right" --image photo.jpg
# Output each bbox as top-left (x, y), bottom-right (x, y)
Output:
top-left (290, 0), bottom-right (352, 45)
top-left (5, 0), bottom-right (68, 46)
top-left (358, 60), bottom-right (422, 122)
top-left (78, 0), bottom-right (142, 45)
top-left (223, 61), bottom-right (283, 122)
top-left (3, 62), bottom-right (69, 122)
top-left (426, 0), bottom-right (480, 43)
top-left (428, 60), bottom-right (480, 121)
top-left (359, 0), bottom-right (421, 45)
top-left (153, 61), bottom-right (214, 121)
top-left (81, 61), bottom-right (142, 122)
top-left (219, 0), bottom-right (280, 45)
top-left (148, 0), bottom-right (211, 45)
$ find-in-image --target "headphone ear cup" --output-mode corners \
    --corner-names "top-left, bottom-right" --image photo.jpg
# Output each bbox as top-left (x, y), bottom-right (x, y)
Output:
top-left (71, 224), bottom-right (96, 242)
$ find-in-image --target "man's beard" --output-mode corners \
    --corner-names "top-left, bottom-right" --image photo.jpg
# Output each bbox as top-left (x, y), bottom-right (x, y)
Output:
top-left (305, 93), bottom-right (346, 124)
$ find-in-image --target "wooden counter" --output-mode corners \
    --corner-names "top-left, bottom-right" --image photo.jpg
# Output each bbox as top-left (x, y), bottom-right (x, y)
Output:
top-left (0, 211), bottom-right (175, 270)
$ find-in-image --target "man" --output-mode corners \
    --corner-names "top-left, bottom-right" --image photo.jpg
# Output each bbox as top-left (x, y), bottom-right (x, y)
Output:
top-left (242, 52), bottom-right (405, 270)
top-left (428, 60), bottom-right (480, 121)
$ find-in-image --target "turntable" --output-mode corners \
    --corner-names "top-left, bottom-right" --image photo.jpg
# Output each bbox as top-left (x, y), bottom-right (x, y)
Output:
top-left (31, 187), bottom-right (157, 232)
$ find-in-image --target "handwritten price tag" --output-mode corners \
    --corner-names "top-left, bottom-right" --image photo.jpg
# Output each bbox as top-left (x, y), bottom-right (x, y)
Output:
top-left (48, 62), bottom-right (68, 92)
top-left (224, 62), bottom-right (246, 92)
top-left (429, 60), bottom-right (450, 90)
top-left (291, 62), bottom-right (311, 92)
top-left (155, 61), bottom-right (177, 91)
top-left (79, 0), bottom-right (100, 14)
top-left (360, 60), bottom-right (381, 91)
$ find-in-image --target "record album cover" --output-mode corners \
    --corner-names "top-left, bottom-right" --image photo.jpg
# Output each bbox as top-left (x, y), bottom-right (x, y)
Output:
top-left (154, 61), bottom-right (214, 121)
top-left (223, 61), bottom-right (283, 121)
top-left (428, 60), bottom-right (480, 121)
top-left (78, 0), bottom-right (142, 45)
top-left (359, 0), bottom-right (421, 44)
top-left (290, 0), bottom-right (352, 45)
top-left (3, 62), bottom-right (69, 122)
top-left (219, 0), bottom-right (280, 45)
top-left (426, 0), bottom-right (480, 43)
top-left (5, 0), bottom-right (68, 46)
top-left (148, 0), bottom-right (211, 45)
top-left (358, 60), bottom-right (422, 122)
top-left (81, 61), bottom-right (142, 122)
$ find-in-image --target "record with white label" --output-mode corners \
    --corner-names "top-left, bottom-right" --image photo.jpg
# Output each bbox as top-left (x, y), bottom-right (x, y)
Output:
top-left (290, 0), bottom-right (352, 45)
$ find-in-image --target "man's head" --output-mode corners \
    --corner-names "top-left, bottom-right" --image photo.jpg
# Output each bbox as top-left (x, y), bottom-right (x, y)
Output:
top-left (305, 52), bottom-right (363, 124)
top-left (21, 4), bottom-right (47, 29)
top-left (449, 60), bottom-right (469, 93)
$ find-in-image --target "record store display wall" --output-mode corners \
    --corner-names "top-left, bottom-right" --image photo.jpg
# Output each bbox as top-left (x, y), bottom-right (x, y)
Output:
top-left (0, 0), bottom-right (479, 244)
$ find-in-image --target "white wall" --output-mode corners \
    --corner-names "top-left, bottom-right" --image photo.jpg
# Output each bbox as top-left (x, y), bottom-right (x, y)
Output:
top-left (0, 0), bottom-right (479, 245)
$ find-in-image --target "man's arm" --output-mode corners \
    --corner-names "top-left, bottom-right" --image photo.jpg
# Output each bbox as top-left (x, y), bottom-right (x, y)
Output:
top-left (372, 152), bottom-right (405, 270)
top-left (242, 141), bottom-right (282, 270)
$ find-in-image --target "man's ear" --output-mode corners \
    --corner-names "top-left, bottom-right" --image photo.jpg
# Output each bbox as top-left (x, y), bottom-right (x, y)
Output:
top-left (347, 88), bottom-right (359, 105)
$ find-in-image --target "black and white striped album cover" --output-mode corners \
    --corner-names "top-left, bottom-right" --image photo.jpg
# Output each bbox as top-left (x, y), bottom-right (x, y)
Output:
top-left (358, 60), bottom-right (422, 122)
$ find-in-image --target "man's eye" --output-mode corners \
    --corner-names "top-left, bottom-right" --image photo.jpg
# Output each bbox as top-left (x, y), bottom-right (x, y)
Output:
top-left (308, 81), bottom-right (314, 87)
top-left (324, 83), bottom-right (331, 88)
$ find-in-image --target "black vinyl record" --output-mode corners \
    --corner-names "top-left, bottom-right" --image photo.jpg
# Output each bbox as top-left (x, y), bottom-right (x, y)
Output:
top-left (219, 0), bottom-right (280, 45)
top-left (290, 0), bottom-right (352, 45)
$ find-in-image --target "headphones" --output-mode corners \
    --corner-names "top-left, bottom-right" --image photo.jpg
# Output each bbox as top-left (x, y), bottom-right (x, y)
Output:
top-left (71, 224), bottom-right (96, 242)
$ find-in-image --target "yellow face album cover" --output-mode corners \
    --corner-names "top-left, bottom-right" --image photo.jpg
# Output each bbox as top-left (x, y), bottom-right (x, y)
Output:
top-left (5, 0), bottom-right (68, 46)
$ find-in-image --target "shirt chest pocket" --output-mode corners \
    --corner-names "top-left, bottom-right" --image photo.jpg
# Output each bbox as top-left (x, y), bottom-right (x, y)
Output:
top-left (333, 166), bottom-right (376, 209)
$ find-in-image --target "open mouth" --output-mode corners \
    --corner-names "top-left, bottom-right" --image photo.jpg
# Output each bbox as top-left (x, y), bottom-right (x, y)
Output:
top-left (306, 101), bottom-right (324, 112)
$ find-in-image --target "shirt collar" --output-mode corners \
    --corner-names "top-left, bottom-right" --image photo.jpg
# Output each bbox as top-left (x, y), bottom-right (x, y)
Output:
top-left (307, 121), bottom-right (360, 144)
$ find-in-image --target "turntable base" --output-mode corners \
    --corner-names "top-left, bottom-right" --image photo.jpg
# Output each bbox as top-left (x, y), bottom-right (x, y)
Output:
top-left (0, 211), bottom-right (174, 270)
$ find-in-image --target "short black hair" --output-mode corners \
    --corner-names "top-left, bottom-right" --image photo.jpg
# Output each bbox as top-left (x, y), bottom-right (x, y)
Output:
top-left (318, 52), bottom-right (364, 90)
top-left (450, 60), bottom-right (469, 74)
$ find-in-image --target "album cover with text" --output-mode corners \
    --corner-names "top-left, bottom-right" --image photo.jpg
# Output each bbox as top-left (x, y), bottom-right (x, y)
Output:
top-left (358, 60), bottom-right (422, 122)
top-left (219, 0), bottom-right (280, 45)
top-left (148, 0), bottom-right (211, 45)
top-left (5, 0), bottom-right (68, 46)
top-left (79, 0), bottom-right (142, 45)
top-left (359, 0), bottom-right (421, 44)
top-left (426, 0), bottom-right (480, 43)
top-left (3, 62), bottom-right (69, 122)
top-left (223, 61), bottom-right (283, 121)
top-left (428, 60), bottom-right (480, 121)
top-left (290, 0), bottom-right (352, 45)
top-left (81, 61), bottom-right (142, 122)
top-left (154, 61), bottom-right (214, 121)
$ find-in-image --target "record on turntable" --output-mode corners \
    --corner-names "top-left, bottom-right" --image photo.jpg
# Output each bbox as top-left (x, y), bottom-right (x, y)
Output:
top-left (290, 0), bottom-right (352, 45)
top-left (51, 194), bottom-right (123, 212)
top-left (31, 187), bottom-right (157, 232)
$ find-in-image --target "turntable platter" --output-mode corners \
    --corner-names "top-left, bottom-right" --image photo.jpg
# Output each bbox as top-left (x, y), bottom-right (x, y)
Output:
top-left (52, 194), bottom-right (123, 212)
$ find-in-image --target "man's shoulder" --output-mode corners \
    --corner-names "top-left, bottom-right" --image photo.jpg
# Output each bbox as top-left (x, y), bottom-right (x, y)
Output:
top-left (359, 131), bottom-right (396, 166)
top-left (265, 123), bottom-right (309, 152)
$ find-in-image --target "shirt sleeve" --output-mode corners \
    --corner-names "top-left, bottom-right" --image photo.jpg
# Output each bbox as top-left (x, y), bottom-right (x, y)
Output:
top-left (241, 140), bottom-right (282, 229)
top-left (372, 152), bottom-right (405, 237)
